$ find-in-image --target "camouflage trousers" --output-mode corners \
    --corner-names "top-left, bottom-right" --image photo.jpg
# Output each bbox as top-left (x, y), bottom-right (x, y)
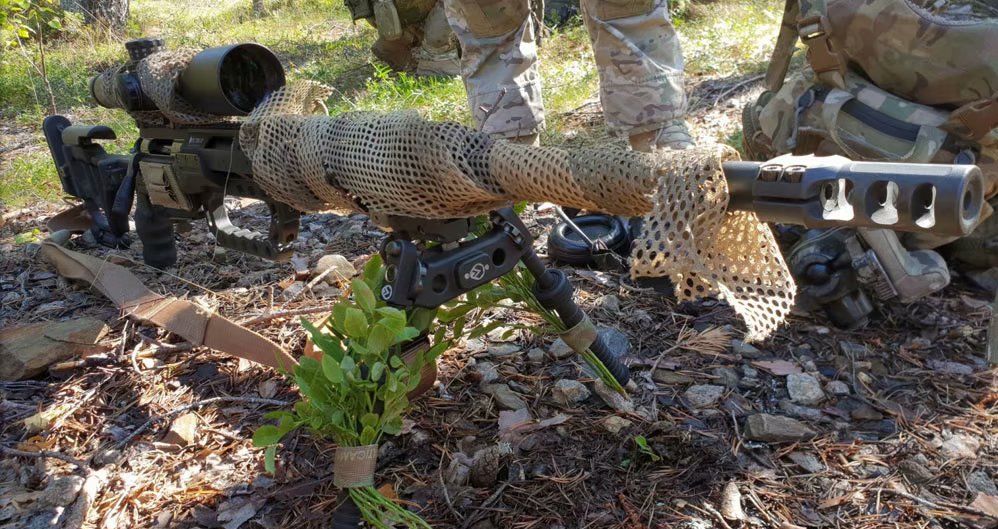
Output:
top-left (442, 0), bottom-right (687, 138)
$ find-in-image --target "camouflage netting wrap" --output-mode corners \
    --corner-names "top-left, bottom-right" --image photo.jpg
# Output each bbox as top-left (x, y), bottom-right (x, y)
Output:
top-left (109, 49), bottom-right (797, 339)
top-left (244, 84), bottom-right (795, 339)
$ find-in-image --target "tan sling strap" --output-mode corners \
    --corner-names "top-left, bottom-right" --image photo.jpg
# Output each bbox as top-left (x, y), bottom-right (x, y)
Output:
top-left (39, 228), bottom-right (298, 372)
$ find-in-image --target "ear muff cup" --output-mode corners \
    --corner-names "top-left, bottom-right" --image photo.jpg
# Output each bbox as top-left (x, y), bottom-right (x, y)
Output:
top-left (548, 214), bottom-right (631, 266)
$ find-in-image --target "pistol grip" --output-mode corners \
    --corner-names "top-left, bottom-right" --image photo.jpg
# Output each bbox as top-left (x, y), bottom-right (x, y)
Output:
top-left (135, 192), bottom-right (178, 268)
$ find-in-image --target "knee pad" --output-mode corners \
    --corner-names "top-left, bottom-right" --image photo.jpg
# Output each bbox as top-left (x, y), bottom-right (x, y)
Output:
top-left (454, 0), bottom-right (530, 38)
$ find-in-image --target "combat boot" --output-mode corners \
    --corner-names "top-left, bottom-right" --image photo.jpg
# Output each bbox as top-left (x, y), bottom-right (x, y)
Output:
top-left (628, 119), bottom-right (695, 152)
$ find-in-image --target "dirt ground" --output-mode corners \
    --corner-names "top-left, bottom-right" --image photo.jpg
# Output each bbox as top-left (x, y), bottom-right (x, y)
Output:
top-left (1, 77), bottom-right (996, 529)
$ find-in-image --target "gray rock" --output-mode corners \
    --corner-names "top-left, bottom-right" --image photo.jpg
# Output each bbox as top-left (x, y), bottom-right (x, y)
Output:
top-left (314, 254), bottom-right (356, 284)
top-left (25, 509), bottom-right (62, 529)
top-left (281, 282), bottom-right (306, 300)
top-left (551, 379), bottom-right (591, 406)
top-left (967, 471), bottom-right (998, 495)
top-left (928, 360), bottom-right (974, 376)
top-left (653, 369), bottom-right (694, 385)
top-left (838, 341), bottom-right (870, 357)
top-left (744, 414), bottom-right (816, 442)
top-left (713, 367), bottom-right (741, 389)
top-left (487, 325), bottom-right (518, 343)
top-left (601, 415), bottom-right (633, 435)
top-left (787, 373), bottom-right (826, 406)
top-left (940, 433), bottom-right (980, 459)
top-left (596, 294), bottom-right (621, 313)
top-left (898, 459), bottom-right (934, 484)
top-left (487, 343), bottom-right (522, 357)
top-left (483, 384), bottom-right (527, 411)
top-left (592, 379), bottom-right (635, 413)
top-left (684, 385), bottom-right (725, 408)
top-left (825, 380), bottom-right (850, 396)
top-left (779, 399), bottom-right (824, 421)
top-left (549, 338), bottom-right (574, 359)
top-left (41, 475), bottom-right (85, 507)
top-left (473, 362), bottom-right (500, 384)
top-left (526, 348), bottom-right (545, 363)
top-left (731, 340), bottom-right (763, 358)
top-left (788, 451), bottom-right (825, 473)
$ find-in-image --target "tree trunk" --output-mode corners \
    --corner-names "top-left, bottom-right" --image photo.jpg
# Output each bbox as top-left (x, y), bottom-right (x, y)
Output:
top-left (61, 0), bottom-right (130, 32)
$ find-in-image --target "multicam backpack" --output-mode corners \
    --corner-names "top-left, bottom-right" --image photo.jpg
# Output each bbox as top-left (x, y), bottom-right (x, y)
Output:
top-left (743, 0), bottom-right (998, 262)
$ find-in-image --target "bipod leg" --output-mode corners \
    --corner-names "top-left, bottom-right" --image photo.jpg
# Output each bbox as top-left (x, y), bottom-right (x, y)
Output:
top-left (519, 245), bottom-right (631, 386)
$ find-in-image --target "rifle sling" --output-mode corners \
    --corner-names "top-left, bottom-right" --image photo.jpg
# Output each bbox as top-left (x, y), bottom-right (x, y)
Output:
top-left (39, 219), bottom-right (298, 372)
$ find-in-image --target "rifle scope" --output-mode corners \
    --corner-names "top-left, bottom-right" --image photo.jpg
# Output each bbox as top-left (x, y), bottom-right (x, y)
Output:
top-left (90, 38), bottom-right (286, 116)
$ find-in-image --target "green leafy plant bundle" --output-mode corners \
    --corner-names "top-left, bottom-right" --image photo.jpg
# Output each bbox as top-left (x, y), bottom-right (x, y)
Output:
top-left (253, 256), bottom-right (443, 529)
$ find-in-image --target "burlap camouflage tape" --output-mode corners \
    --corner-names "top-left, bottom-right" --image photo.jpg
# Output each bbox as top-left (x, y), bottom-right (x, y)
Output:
top-left (333, 444), bottom-right (379, 488)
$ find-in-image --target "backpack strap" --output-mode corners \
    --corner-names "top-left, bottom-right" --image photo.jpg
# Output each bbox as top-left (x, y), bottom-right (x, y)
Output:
top-left (796, 0), bottom-right (846, 90)
top-left (945, 95), bottom-right (998, 144)
top-left (765, 0), bottom-right (847, 92)
top-left (764, 0), bottom-right (800, 92)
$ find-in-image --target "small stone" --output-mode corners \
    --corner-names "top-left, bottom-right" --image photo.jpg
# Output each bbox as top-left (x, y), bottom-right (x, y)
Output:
top-left (826, 381), bottom-right (850, 396)
top-left (838, 341), bottom-right (869, 357)
top-left (473, 362), bottom-right (500, 384)
top-left (526, 348), bottom-right (545, 363)
top-left (487, 343), bottom-right (522, 357)
top-left (787, 373), bottom-right (825, 406)
top-left (596, 295), bottom-right (621, 313)
top-left (967, 471), bottom-right (998, 495)
top-left (744, 414), bottom-right (816, 442)
top-left (779, 399), bottom-right (824, 421)
top-left (163, 412), bottom-right (199, 446)
top-left (788, 451), bottom-right (825, 473)
top-left (487, 325), bottom-right (518, 342)
top-left (720, 482), bottom-right (746, 521)
top-left (549, 338), bottom-right (574, 359)
top-left (601, 416), bottom-right (633, 434)
top-left (314, 254), bottom-right (356, 284)
top-left (731, 340), bottom-right (763, 358)
top-left (928, 360), bottom-right (974, 376)
top-left (653, 369), bottom-right (694, 385)
top-left (713, 367), bottom-right (741, 389)
top-left (684, 385), bottom-right (725, 408)
top-left (551, 379), bottom-right (591, 406)
top-left (281, 282), bottom-right (306, 300)
top-left (940, 433), bottom-right (980, 459)
top-left (592, 379), bottom-right (635, 413)
top-left (41, 475), bottom-right (85, 507)
top-left (898, 459), bottom-right (934, 484)
top-left (483, 384), bottom-right (527, 411)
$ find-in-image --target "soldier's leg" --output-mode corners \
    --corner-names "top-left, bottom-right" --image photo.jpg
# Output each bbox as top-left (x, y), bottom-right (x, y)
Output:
top-left (415, 2), bottom-right (462, 76)
top-left (443, 0), bottom-right (544, 144)
top-left (578, 0), bottom-right (692, 151)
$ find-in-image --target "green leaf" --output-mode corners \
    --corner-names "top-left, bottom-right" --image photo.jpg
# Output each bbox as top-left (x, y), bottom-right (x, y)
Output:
top-left (389, 355), bottom-right (403, 369)
top-left (253, 425), bottom-right (285, 447)
top-left (362, 254), bottom-right (383, 290)
top-left (46, 18), bottom-right (60, 29)
top-left (302, 319), bottom-right (344, 362)
top-left (360, 413), bottom-right (379, 430)
top-left (408, 307), bottom-right (437, 332)
top-left (375, 307), bottom-right (406, 334)
top-left (397, 327), bottom-right (421, 343)
top-left (369, 361), bottom-right (385, 382)
top-left (321, 354), bottom-right (344, 383)
top-left (382, 417), bottom-right (403, 435)
top-left (343, 308), bottom-right (368, 338)
top-left (352, 278), bottom-right (377, 314)
top-left (367, 324), bottom-right (393, 356)
top-left (633, 435), bottom-right (661, 462)
top-left (264, 445), bottom-right (277, 474)
top-left (340, 356), bottom-right (356, 376)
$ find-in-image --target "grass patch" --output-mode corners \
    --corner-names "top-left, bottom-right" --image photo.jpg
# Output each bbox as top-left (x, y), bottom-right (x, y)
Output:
top-left (0, 0), bottom-right (782, 206)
